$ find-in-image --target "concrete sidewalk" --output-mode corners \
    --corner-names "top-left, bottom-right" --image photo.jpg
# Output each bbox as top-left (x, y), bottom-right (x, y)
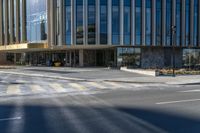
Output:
top-left (104, 75), bottom-right (200, 85)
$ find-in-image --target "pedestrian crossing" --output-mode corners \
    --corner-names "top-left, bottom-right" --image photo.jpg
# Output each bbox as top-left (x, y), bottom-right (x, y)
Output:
top-left (0, 81), bottom-right (137, 97)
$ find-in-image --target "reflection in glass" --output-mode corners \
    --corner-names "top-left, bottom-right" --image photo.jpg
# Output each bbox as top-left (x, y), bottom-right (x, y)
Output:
top-left (194, 0), bottom-right (198, 46)
top-left (166, 0), bottom-right (172, 46)
top-left (100, 0), bottom-right (107, 44)
top-left (124, 0), bottom-right (131, 45)
top-left (146, 0), bottom-right (151, 46)
top-left (65, 0), bottom-right (71, 45)
top-left (112, 0), bottom-right (120, 45)
top-left (76, 0), bottom-right (84, 45)
top-left (176, 0), bottom-right (181, 46)
top-left (156, 0), bottom-right (161, 46)
top-left (26, 0), bottom-right (47, 42)
top-left (185, 0), bottom-right (189, 46)
top-left (135, 0), bottom-right (141, 46)
top-left (88, 0), bottom-right (96, 44)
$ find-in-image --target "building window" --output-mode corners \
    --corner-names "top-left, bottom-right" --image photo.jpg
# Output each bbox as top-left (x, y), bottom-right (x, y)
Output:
top-left (185, 0), bottom-right (189, 46)
top-left (156, 0), bottom-right (162, 46)
top-left (135, 0), bottom-right (141, 46)
top-left (166, 0), bottom-right (172, 46)
top-left (76, 0), bottom-right (84, 45)
top-left (194, 0), bottom-right (198, 46)
top-left (88, 0), bottom-right (96, 44)
top-left (26, 0), bottom-right (47, 42)
top-left (124, 0), bottom-right (131, 45)
top-left (146, 0), bottom-right (151, 46)
top-left (112, 0), bottom-right (120, 45)
top-left (176, 0), bottom-right (181, 46)
top-left (100, 0), bottom-right (107, 44)
top-left (65, 0), bottom-right (71, 45)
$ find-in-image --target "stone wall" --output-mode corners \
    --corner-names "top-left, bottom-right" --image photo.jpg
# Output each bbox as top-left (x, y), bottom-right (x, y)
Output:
top-left (141, 47), bottom-right (183, 69)
top-left (141, 48), bottom-right (165, 69)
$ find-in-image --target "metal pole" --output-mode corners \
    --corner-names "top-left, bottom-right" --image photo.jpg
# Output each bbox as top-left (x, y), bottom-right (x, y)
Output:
top-left (172, 26), bottom-right (176, 77)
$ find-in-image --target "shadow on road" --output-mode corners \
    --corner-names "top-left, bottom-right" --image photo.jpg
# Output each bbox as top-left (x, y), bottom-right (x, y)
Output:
top-left (0, 104), bottom-right (199, 133)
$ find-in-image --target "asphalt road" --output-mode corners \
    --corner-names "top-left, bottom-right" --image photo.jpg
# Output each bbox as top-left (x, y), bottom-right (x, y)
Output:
top-left (0, 68), bottom-right (199, 133)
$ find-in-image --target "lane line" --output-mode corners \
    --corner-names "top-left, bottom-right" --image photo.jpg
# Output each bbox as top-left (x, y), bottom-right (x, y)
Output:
top-left (156, 99), bottom-right (200, 105)
top-left (49, 83), bottom-right (66, 92)
top-left (179, 90), bottom-right (200, 93)
top-left (68, 83), bottom-right (87, 91)
top-left (7, 85), bottom-right (21, 95)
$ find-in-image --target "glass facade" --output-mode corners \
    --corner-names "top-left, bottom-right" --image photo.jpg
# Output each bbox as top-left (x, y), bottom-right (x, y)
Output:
top-left (166, 0), bottom-right (172, 46)
top-left (76, 0), bottom-right (84, 45)
top-left (65, 0), bottom-right (71, 45)
top-left (156, 0), bottom-right (162, 46)
top-left (1, 0), bottom-right (200, 48)
top-left (185, 0), bottom-right (189, 46)
top-left (100, 0), bottom-right (107, 44)
top-left (112, 0), bottom-right (120, 45)
top-left (176, 0), bottom-right (181, 46)
top-left (88, 0), bottom-right (96, 44)
top-left (124, 0), bottom-right (131, 45)
top-left (146, 0), bottom-right (152, 46)
top-left (26, 0), bottom-right (47, 42)
top-left (135, 0), bottom-right (141, 46)
top-left (194, 0), bottom-right (198, 46)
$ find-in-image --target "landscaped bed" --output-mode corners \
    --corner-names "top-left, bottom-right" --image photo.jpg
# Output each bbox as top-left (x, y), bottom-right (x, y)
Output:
top-left (157, 69), bottom-right (200, 76)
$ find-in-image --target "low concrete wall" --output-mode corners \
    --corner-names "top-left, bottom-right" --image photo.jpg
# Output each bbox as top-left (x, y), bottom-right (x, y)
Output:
top-left (121, 67), bottom-right (155, 76)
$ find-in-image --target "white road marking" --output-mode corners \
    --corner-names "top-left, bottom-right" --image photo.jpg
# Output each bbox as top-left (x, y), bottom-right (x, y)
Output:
top-left (86, 82), bottom-right (107, 89)
top-left (68, 83), bottom-right (86, 91)
top-left (104, 82), bottom-right (124, 88)
top-left (0, 117), bottom-right (22, 122)
top-left (30, 85), bottom-right (45, 93)
top-left (49, 83), bottom-right (66, 92)
top-left (156, 99), bottom-right (200, 105)
top-left (7, 85), bottom-right (21, 95)
top-left (179, 89), bottom-right (200, 93)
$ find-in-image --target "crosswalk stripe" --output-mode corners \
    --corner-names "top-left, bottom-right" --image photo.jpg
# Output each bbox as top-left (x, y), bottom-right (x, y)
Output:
top-left (68, 83), bottom-right (87, 91)
top-left (7, 85), bottom-right (21, 95)
top-left (86, 82), bottom-right (107, 89)
top-left (49, 83), bottom-right (66, 92)
top-left (30, 85), bottom-right (45, 93)
top-left (104, 82), bottom-right (124, 88)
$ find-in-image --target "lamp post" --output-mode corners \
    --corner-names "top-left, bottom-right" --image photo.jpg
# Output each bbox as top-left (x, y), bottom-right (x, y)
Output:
top-left (171, 26), bottom-right (176, 77)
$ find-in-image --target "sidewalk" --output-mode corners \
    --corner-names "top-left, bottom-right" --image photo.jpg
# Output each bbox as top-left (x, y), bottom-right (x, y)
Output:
top-left (104, 75), bottom-right (200, 85)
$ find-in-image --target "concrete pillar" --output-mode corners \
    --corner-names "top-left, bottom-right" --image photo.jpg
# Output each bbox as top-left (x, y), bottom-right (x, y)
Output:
top-left (22, 0), bottom-right (27, 42)
top-left (181, 0), bottom-right (186, 46)
top-left (4, 0), bottom-right (9, 45)
top-left (108, 0), bottom-right (112, 45)
top-left (0, 0), bottom-right (3, 45)
top-left (141, 0), bottom-right (146, 46)
top-left (79, 50), bottom-right (84, 67)
top-left (190, 0), bottom-right (194, 46)
top-left (47, 0), bottom-right (51, 46)
top-left (131, 0), bottom-right (135, 45)
top-left (15, 0), bottom-right (20, 43)
top-left (9, 0), bottom-right (14, 44)
top-left (120, 0), bottom-right (124, 45)
top-left (152, 0), bottom-right (156, 46)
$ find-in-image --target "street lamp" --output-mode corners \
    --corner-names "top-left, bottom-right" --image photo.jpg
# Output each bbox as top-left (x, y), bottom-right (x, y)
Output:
top-left (171, 25), bottom-right (176, 77)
